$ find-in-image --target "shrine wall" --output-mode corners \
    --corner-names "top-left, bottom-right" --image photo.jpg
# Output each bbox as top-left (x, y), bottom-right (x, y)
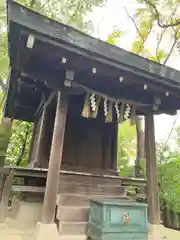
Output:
top-left (28, 94), bottom-right (118, 173)
top-left (61, 94), bottom-right (117, 173)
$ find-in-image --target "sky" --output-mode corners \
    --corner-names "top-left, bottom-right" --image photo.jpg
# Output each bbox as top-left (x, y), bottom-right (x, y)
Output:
top-left (88, 0), bottom-right (180, 143)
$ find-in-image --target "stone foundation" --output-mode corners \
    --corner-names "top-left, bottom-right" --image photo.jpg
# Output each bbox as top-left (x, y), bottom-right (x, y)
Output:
top-left (6, 201), bottom-right (43, 230)
top-left (35, 223), bottom-right (59, 240)
top-left (0, 200), bottom-right (43, 240)
top-left (1, 198), bottom-right (180, 240)
top-left (148, 224), bottom-right (165, 240)
top-left (1, 221), bottom-right (180, 240)
top-left (0, 223), bottom-right (34, 240)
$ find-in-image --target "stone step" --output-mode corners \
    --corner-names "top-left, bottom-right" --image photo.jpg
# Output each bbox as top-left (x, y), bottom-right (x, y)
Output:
top-left (59, 221), bottom-right (88, 235)
top-left (57, 206), bottom-right (89, 222)
top-left (59, 234), bottom-right (87, 240)
top-left (58, 182), bottom-right (125, 195)
top-left (57, 193), bottom-right (129, 206)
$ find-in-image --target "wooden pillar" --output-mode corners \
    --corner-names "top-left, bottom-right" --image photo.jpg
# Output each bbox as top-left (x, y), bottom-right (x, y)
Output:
top-left (34, 107), bottom-right (47, 167)
top-left (28, 122), bottom-right (36, 164)
top-left (145, 113), bottom-right (160, 225)
top-left (111, 123), bottom-right (118, 171)
top-left (135, 117), bottom-right (144, 177)
top-left (42, 90), bottom-right (68, 223)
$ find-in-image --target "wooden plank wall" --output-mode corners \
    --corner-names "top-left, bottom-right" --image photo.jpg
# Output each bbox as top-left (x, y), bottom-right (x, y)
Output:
top-left (29, 94), bottom-right (118, 173)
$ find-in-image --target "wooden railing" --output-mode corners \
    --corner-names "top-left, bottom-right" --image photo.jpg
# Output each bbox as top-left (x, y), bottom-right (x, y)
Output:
top-left (2, 166), bottom-right (180, 231)
top-left (2, 167), bottom-right (179, 231)
top-left (120, 176), bottom-right (147, 200)
top-left (0, 166), bottom-right (148, 220)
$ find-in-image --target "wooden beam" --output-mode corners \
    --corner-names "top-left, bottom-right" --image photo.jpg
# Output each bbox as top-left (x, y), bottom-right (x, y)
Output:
top-left (14, 100), bottom-right (36, 110)
top-left (34, 94), bottom-right (45, 118)
top-left (20, 70), bottom-right (180, 113)
top-left (35, 91), bottom-right (56, 119)
top-left (145, 113), bottom-right (160, 224)
top-left (12, 185), bottom-right (45, 193)
top-left (21, 68), bottom-right (151, 107)
top-left (18, 78), bottom-right (37, 89)
top-left (44, 91), bottom-right (57, 108)
top-left (120, 177), bottom-right (147, 187)
top-left (74, 81), bottom-right (151, 107)
top-left (42, 90), bottom-right (68, 223)
top-left (0, 168), bottom-right (10, 175)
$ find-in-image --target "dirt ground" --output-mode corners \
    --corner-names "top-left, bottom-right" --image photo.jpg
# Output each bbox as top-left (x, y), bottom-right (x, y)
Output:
top-left (156, 226), bottom-right (180, 240)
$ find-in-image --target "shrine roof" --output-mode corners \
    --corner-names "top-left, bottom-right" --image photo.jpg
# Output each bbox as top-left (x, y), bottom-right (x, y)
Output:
top-left (4, 0), bottom-right (180, 121)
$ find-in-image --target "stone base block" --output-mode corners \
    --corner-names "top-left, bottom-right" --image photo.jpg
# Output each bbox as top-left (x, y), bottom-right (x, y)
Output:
top-left (148, 224), bottom-right (167, 240)
top-left (35, 222), bottom-right (60, 240)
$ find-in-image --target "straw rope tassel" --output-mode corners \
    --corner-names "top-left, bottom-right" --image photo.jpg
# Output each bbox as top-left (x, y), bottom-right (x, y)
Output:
top-left (124, 104), bottom-right (131, 120)
top-left (92, 96), bottom-right (101, 118)
top-left (119, 102), bottom-right (124, 123)
top-left (105, 101), bottom-right (113, 123)
top-left (115, 101), bottom-right (120, 123)
top-left (104, 98), bottom-right (108, 117)
top-left (90, 93), bottom-right (96, 112)
top-left (81, 92), bottom-right (91, 118)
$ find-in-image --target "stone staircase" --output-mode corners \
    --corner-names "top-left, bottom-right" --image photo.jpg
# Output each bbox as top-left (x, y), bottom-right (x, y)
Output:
top-left (56, 173), bottom-right (128, 239)
top-left (0, 171), bottom-right (129, 240)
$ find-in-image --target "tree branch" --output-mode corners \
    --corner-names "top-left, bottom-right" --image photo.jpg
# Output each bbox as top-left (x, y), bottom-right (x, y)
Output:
top-left (125, 7), bottom-right (143, 39)
top-left (153, 4), bottom-right (179, 63)
top-left (163, 31), bottom-right (178, 65)
top-left (125, 7), bottom-right (152, 54)
top-left (144, 0), bottom-right (180, 28)
top-left (155, 28), bottom-right (167, 63)
top-left (29, 0), bottom-right (36, 8)
top-left (15, 124), bottom-right (31, 166)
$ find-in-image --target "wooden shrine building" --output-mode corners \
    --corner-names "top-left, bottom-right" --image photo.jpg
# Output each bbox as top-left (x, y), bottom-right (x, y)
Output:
top-left (2, 0), bottom-right (180, 239)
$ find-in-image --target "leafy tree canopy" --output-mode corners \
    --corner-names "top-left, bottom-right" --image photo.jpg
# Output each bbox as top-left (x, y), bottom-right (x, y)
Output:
top-left (0, 0), bottom-right (107, 166)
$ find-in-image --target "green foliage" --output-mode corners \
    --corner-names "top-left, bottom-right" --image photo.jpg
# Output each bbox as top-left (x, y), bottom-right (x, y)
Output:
top-left (130, 15), bottom-right (153, 56)
top-left (133, 0), bottom-right (180, 63)
top-left (158, 157), bottom-right (180, 212)
top-left (128, 0), bottom-right (180, 212)
top-left (0, 118), bottom-right (12, 166)
top-left (107, 29), bottom-right (121, 45)
top-left (6, 121), bottom-right (32, 166)
top-left (117, 120), bottom-right (136, 177)
top-left (156, 126), bottom-right (180, 213)
top-left (16, 0), bottom-right (105, 32)
top-left (0, 0), bottom-right (106, 166)
top-left (0, 32), bottom-right (9, 81)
